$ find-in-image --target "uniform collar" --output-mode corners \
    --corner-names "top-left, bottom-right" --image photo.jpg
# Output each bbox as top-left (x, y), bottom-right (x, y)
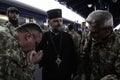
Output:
top-left (92, 31), bottom-right (116, 44)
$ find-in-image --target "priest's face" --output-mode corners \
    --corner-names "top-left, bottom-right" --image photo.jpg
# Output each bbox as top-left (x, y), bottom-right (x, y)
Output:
top-left (49, 18), bottom-right (63, 32)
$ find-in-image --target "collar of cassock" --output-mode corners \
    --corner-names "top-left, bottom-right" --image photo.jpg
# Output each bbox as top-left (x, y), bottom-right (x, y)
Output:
top-left (50, 27), bottom-right (60, 36)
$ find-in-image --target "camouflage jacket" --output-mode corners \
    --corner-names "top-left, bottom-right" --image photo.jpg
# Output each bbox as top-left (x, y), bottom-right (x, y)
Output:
top-left (83, 32), bottom-right (120, 80)
top-left (0, 22), bottom-right (34, 80)
top-left (68, 30), bottom-right (81, 53)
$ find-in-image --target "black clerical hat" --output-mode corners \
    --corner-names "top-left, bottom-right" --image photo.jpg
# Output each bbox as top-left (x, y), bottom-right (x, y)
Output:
top-left (47, 9), bottom-right (62, 20)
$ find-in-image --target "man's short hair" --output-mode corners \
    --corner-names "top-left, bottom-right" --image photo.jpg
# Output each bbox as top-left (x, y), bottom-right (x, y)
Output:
top-left (7, 7), bottom-right (19, 15)
top-left (86, 10), bottom-right (113, 28)
top-left (68, 24), bottom-right (74, 31)
top-left (16, 23), bottom-right (43, 36)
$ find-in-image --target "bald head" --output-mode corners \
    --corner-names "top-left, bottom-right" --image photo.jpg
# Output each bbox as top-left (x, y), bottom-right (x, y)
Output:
top-left (86, 10), bottom-right (113, 28)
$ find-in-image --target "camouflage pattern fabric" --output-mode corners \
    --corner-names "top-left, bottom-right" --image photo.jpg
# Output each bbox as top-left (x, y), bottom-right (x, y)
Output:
top-left (68, 30), bottom-right (81, 54)
top-left (100, 74), bottom-right (118, 80)
top-left (68, 30), bottom-right (84, 80)
top-left (0, 22), bottom-right (34, 80)
top-left (83, 31), bottom-right (120, 80)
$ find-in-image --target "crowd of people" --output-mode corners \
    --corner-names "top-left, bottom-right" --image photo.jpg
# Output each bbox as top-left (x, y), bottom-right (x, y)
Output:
top-left (0, 6), bottom-right (120, 80)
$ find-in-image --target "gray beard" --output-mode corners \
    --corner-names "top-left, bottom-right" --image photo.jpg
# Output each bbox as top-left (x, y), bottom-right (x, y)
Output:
top-left (52, 28), bottom-right (60, 33)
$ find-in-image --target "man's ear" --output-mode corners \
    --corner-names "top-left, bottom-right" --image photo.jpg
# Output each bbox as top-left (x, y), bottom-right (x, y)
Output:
top-left (25, 32), bottom-right (32, 41)
top-left (38, 33), bottom-right (43, 43)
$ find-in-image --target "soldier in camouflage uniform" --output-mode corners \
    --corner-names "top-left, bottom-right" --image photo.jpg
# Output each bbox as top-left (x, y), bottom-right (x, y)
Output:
top-left (67, 24), bottom-right (83, 80)
top-left (4, 7), bottom-right (20, 27)
top-left (67, 23), bottom-right (81, 54)
top-left (83, 10), bottom-right (120, 80)
top-left (81, 22), bottom-right (89, 51)
top-left (0, 23), bottom-right (43, 80)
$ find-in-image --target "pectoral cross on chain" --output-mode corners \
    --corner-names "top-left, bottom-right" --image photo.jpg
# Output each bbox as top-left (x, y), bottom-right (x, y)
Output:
top-left (56, 55), bottom-right (62, 67)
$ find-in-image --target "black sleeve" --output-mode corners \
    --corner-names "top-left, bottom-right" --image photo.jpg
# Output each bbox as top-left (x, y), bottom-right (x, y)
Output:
top-left (69, 34), bottom-right (78, 76)
top-left (36, 32), bottom-right (47, 68)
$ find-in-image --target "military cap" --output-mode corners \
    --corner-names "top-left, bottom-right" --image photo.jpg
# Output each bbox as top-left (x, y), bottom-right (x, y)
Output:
top-left (47, 9), bottom-right (62, 20)
top-left (7, 7), bottom-right (19, 14)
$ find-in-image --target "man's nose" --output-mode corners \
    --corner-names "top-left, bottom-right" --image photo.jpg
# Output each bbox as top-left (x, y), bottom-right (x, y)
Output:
top-left (13, 13), bottom-right (18, 16)
top-left (58, 20), bottom-right (62, 24)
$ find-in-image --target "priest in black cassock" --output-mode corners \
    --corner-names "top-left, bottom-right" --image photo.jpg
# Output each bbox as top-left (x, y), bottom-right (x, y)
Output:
top-left (36, 9), bottom-right (78, 80)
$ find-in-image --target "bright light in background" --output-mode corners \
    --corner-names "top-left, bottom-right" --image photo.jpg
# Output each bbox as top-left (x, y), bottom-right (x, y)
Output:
top-left (114, 24), bottom-right (120, 30)
top-left (0, 14), bottom-right (8, 21)
top-left (88, 4), bottom-right (93, 8)
top-left (16, 0), bottom-right (85, 23)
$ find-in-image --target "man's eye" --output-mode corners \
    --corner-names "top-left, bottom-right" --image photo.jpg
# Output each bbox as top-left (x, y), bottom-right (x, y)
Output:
top-left (53, 20), bottom-right (58, 22)
top-left (53, 19), bottom-right (62, 22)
top-left (60, 20), bottom-right (63, 22)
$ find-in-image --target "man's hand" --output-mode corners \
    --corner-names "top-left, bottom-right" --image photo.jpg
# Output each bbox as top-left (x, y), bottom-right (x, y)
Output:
top-left (27, 50), bottom-right (43, 66)
top-left (32, 50), bottom-right (43, 64)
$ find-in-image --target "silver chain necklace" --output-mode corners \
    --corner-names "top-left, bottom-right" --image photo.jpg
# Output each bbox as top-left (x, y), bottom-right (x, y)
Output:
top-left (50, 32), bottom-right (62, 68)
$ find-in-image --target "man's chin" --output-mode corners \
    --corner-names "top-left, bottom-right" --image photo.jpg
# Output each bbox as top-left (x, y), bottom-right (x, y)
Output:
top-left (58, 26), bottom-right (62, 30)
